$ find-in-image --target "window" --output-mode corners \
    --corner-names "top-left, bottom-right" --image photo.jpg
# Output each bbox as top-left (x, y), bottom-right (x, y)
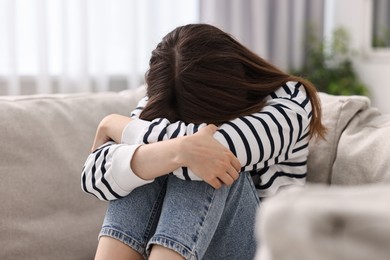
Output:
top-left (0, 0), bottom-right (199, 94)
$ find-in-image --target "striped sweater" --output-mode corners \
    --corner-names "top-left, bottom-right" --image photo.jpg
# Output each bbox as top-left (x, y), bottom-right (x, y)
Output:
top-left (82, 81), bottom-right (312, 201)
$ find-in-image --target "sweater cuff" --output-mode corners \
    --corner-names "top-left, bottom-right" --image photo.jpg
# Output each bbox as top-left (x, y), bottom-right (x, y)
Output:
top-left (111, 144), bottom-right (153, 192)
top-left (121, 119), bottom-right (152, 144)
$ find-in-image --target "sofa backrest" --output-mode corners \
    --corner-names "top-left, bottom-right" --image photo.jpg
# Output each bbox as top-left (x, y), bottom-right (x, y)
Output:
top-left (0, 88), bottom-right (145, 259)
top-left (307, 93), bottom-right (390, 185)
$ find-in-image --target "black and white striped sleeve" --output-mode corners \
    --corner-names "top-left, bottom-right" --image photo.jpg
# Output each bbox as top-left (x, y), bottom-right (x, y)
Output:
top-left (121, 118), bottom-right (207, 181)
top-left (119, 82), bottom-right (311, 187)
top-left (81, 82), bottom-right (311, 200)
top-left (211, 81), bottom-right (312, 196)
top-left (81, 142), bottom-right (152, 201)
top-left (214, 89), bottom-right (310, 172)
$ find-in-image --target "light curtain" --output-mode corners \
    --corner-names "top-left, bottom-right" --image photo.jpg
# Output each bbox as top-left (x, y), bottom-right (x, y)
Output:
top-left (0, 0), bottom-right (325, 95)
top-left (199, 0), bottom-right (325, 72)
top-left (0, 0), bottom-right (199, 95)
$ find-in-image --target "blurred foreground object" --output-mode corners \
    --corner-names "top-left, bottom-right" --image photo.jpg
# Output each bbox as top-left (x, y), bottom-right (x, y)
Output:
top-left (256, 184), bottom-right (390, 260)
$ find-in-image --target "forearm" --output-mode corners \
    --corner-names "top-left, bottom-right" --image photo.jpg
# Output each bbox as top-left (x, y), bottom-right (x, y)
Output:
top-left (131, 125), bottom-right (240, 189)
top-left (92, 114), bottom-right (187, 180)
top-left (131, 137), bottom-right (184, 180)
top-left (91, 111), bottom-right (240, 189)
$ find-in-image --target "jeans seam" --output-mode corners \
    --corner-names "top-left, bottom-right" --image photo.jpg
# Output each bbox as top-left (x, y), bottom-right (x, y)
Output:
top-left (190, 185), bottom-right (218, 259)
top-left (142, 176), bottom-right (168, 243)
top-left (245, 171), bottom-right (261, 203)
top-left (147, 182), bottom-right (217, 260)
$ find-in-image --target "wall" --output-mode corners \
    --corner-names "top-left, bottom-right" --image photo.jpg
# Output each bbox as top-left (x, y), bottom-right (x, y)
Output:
top-left (327, 0), bottom-right (390, 113)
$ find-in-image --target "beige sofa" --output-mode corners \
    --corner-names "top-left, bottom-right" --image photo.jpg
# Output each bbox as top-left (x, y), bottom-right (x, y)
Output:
top-left (0, 88), bottom-right (145, 259)
top-left (1, 87), bottom-right (389, 259)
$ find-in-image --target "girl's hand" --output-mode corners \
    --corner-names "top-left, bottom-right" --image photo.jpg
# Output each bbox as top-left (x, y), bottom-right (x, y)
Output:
top-left (179, 124), bottom-right (241, 189)
top-left (91, 114), bottom-right (133, 151)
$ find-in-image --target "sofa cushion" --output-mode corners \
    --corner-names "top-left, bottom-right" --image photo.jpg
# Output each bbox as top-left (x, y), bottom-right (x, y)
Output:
top-left (307, 93), bottom-right (371, 184)
top-left (0, 89), bottom-right (144, 259)
top-left (332, 107), bottom-right (390, 184)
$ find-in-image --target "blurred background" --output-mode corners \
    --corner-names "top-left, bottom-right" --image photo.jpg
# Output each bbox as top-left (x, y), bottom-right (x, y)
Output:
top-left (0, 0), bottom-right (389, 112)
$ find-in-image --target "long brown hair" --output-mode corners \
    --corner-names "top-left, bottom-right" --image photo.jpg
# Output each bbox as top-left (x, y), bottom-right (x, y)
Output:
top-left (141, 24), bottom-right (325, 138)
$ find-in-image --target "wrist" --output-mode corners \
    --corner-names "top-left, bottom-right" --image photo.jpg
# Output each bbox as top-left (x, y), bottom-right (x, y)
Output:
top-left (131, 138), bottom-right (186, 180)
top-left (174, 135), bottom-right (192, 168)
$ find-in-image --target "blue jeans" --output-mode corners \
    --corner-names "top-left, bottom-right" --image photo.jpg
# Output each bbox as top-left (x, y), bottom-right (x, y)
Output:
top-left (99, 172), bottom-right (260, 260)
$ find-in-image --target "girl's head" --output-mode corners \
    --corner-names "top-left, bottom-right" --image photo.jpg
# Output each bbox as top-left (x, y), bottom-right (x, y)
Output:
top-left (141, 24), bottom-right (325, 138)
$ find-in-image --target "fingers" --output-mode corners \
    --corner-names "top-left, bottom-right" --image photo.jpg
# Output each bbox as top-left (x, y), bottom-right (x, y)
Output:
top-left (207, 177), bottom-right (223, 189)
top-left (227, 165), bottom-right (240, 181)
top-left (207, 163), bottom-right (239, 189)
top-left (231, 156), bottom-right (241, 172)
top-left (218, 172), bottom-right (235, 186)
top-left (224, 149), bottom-right (241, 172)
top-left (202, 124), bottom-right (218, 134)
top-left (208, 170), bottom-right (237, 189)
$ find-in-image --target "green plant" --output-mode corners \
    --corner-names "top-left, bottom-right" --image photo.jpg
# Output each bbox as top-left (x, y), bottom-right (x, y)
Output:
top-left (292, 27), bottom-right (369, 96)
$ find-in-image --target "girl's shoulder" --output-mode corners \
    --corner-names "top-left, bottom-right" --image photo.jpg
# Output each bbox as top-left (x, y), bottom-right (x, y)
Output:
top-left (265, 81), bottom-right (312, 113)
